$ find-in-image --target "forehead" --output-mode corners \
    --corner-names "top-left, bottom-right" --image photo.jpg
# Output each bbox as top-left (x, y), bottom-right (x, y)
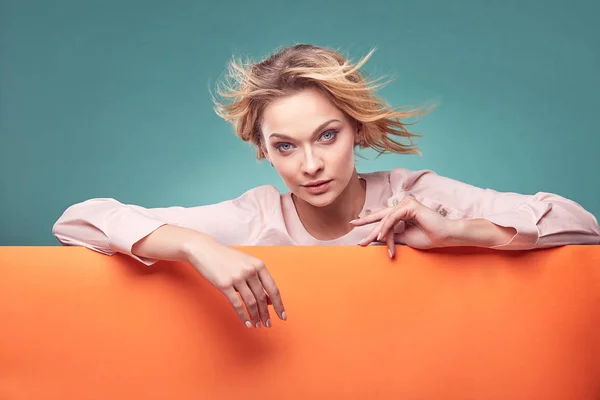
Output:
top-left (261, 88), bottom-right (345, 137)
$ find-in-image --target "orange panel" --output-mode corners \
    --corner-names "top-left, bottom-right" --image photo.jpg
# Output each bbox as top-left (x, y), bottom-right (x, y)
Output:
top-left (1, 245), bottom-right (599, 399)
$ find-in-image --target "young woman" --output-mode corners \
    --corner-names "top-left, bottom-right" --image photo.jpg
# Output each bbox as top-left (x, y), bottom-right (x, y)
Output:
top-left (52, 43), bottom-right (600, 330)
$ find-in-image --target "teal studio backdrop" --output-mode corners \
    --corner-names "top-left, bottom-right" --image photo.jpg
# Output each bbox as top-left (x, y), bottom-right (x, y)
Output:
top-left (1, 0), bottom-right (598, 246)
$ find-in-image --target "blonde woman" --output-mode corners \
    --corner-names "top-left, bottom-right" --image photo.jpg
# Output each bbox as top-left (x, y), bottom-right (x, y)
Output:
top-left (53, 44), bottom-right (600, 330)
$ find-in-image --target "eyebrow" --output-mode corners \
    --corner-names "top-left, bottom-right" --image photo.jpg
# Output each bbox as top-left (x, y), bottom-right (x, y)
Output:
top-left (268, 119), bottom-right (341, 140)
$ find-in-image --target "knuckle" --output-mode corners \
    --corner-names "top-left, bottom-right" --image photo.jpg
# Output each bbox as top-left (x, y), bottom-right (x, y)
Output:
top-left (232, 301), bottom-right (244, 312)
top-left (253, 260), bottom-right (266, 271)
top-left (256, 293), bottom-right (268, 304)
top-left (271, 287), bottom-right (281, 298)
top-left (217, 279), bottom-right (233, 290)
top-left (235, 306), bottom-right (246, 317)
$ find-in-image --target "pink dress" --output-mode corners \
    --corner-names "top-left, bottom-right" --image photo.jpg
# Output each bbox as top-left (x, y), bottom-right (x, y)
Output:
top-left (52, 168), bottom-right (600, 266)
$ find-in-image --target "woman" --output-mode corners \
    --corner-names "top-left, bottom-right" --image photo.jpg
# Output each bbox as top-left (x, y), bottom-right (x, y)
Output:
top-left (52, 43), bottom-right (600, 330)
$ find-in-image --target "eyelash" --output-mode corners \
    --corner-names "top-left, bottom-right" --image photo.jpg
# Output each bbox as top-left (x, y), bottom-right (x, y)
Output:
top-left (274, 129), bottom-right (338, 152)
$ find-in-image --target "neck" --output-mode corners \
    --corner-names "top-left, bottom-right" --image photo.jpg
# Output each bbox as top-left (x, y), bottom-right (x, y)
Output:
top-left (292, 170), bottom-right (366, 240)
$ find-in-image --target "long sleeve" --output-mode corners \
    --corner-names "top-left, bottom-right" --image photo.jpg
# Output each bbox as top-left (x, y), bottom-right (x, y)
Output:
top-left (52, 185), bottom-right (281, 265)
top-left (390, 168), bottom-right (600, 250)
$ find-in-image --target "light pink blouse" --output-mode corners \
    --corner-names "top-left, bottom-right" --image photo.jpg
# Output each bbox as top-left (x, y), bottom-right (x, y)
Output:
top-left (52, 168), bottom-right (600, 266)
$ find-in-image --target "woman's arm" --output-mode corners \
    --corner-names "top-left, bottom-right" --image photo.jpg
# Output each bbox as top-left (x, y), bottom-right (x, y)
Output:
top-left (446, 219), bottom-right (517, 248)
top-left (52, 185), bottom-right (280, 265)
top-left (52, 185), bottom-right (286, 328)
top-left (130, 224), bottom-right (213, 262)
top-left (391, 168), bottom-right (600, 249)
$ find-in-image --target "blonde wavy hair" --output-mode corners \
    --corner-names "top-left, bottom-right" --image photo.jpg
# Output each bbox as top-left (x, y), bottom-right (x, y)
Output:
top-left (212, 43), bottom-right (432, 160)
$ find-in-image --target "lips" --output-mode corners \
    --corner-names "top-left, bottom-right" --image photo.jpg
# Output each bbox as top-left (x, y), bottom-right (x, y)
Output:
top-left (302, 179), bottom-right (332, 195)
top-left (303, 179), bottom-right (332, 187)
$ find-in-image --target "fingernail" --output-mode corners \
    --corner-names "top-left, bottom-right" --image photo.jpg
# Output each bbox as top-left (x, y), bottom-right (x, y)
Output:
top-left (377, 233), bottom-right (382, 241)
top-left (245, 321), bottom-right (252, 328)
top-left (388, 249), bottom-right (393, 259)
top-left (255, 322), bottom-right (260, 328)
top-left (358, 238), bottom-right (365, 245)
top-left (266, 319), bottom-right (271, 328)
top-left (281, 311), bottom-right (287, 320)
top-left (349, 219), bottom-right (357, 223)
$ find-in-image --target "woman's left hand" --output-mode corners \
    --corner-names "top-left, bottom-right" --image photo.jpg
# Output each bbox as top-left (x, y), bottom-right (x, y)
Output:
top-left (350, 196), bottom-right (457, 258)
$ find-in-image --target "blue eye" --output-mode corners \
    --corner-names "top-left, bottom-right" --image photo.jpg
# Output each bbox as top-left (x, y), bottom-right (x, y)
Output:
top-left (320, 130), bottom-right (337, 141)
top-left (275, 142), bottom-right (293, 152)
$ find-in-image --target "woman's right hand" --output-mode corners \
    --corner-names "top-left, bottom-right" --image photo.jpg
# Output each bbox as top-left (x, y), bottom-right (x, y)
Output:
top-left (183, 235), bottom-right (286, 329)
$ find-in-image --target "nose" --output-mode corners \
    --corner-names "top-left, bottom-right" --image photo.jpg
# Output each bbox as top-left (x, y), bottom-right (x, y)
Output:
top-left (301, 148), bottom-right (324, 176)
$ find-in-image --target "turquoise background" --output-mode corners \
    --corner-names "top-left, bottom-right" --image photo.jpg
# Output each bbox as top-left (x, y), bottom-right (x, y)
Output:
top-left (1, 0), bottom-right (598, 246)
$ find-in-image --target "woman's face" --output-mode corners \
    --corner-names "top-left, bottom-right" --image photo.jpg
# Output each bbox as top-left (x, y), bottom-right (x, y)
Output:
top-left (260, 87), bottom-right (359, 208)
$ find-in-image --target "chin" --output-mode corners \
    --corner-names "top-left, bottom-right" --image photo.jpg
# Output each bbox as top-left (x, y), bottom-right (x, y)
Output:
top-left (296, 190), bottom-right (340, 208)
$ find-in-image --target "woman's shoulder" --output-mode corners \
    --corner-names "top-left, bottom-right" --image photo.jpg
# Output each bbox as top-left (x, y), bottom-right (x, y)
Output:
top-left (361, 167), bottom-right (437, 191)
top-left (236, 183), bottom-right (281, 198)
top-left (232, 184), bottom-right (282, 209)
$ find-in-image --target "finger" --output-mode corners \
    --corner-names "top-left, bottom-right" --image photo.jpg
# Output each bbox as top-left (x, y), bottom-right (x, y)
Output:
top-left (257, 267), bottom-right (287, 321)
top-left (234, 281), bottom-right (261, 328)
top-left (386, 230), bottom-right (395, 258)
top-left (247, 274), bottom-right (271, 327)
top-left (349, 208), bottom-right (389, 226)
top-left (359, 219), bottom-right (385, 246)
top-left (376, 209), bottom-right (404, 242)
top-left (222, 286), bottom-right (253, 328)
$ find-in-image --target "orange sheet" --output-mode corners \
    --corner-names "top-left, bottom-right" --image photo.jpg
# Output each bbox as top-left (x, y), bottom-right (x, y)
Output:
top-left (1, 245), bottom-right (599, 399)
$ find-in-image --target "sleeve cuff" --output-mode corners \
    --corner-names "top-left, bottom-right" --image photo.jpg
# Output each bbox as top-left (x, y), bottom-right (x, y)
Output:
top-left (484, 198), bottom-right (553, 250)
top-left (108, 213), bottom-right (167, 266)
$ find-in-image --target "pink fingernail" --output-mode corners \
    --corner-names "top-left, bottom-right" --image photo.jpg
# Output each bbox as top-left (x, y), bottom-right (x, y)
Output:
top-left (266, 319), bottom-right (271, 328)
top-left (349, 219), bottom-right (357, 223)
top-left (388, 249), bottom-right (393, 259)
top-left (245, 321), bottom-right (252, 328)
top-left (255, 322), bottom-right (260, 328)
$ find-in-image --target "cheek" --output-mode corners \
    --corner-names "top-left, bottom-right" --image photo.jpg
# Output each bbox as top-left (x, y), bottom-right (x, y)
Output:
top-left (332, 138), bottom-right (356, 167)
top-left (275, 162), bottom-right (299, 182)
